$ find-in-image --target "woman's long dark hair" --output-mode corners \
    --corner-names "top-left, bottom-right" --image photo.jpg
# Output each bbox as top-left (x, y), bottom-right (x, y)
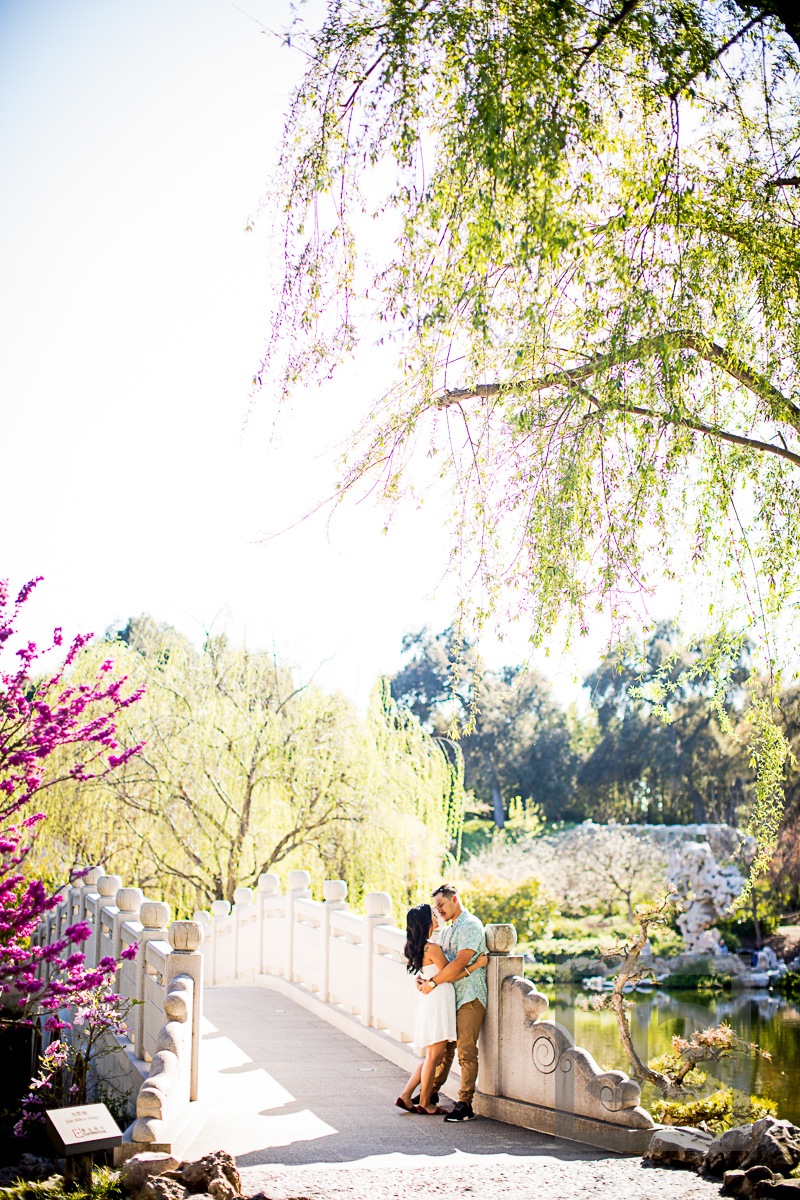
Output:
top-left (404, 903), bottom-right (433, 974)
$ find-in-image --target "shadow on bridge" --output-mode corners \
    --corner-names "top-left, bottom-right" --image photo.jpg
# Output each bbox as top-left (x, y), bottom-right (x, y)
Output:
top-left (183, 986), bottom-right (612, 1168)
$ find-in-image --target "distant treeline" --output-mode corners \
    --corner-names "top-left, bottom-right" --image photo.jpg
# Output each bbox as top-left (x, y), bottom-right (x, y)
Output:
top-left (390, 622), bottom-right (800, 835)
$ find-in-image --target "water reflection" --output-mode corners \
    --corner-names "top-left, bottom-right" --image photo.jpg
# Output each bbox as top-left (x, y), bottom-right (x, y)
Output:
top-left (544, 985), bottom-right (800, 1124)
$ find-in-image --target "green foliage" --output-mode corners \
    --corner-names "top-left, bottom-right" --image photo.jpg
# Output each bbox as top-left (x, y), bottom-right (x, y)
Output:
top-left (37, 621), bottom-right (464, 911)
top-left (268, 0), bottom-right (800, 868)
top-left (652, 1085), bottom-right (777, 1135)
top-left (391, 627), bottom-right (577, 826)
top-left (458, 874), bottom-right (555, 940)
top-left (529, 934), bottom-right (602, 962)
top-left (0, 1169), bottom-right (123, 1200)
top-left (774, 970), bottom-right (800, 1000)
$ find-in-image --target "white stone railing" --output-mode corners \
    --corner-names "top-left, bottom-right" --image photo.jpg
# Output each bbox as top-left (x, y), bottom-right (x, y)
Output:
top-left (194, 869), bottom-right (657, 1153)
top-left (33, 869), bottom-right (204, 1160)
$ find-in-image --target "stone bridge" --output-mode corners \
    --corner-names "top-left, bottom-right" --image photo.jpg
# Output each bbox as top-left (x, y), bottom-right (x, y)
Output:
top-left (34, 869), bottom-right (659, 1170)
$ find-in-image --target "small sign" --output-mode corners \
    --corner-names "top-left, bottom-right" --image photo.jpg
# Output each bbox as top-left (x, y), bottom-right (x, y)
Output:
top-left (45, 1103), bottom-right (123, 1156)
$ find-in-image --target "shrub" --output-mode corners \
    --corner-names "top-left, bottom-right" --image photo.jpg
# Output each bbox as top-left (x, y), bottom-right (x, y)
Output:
top-left (652, 1085), bottom-right (776, 1134)
top-left (775, 970), bottom-right (800, 1001)
top-left (529, 935), bottom-right (603, 962)
top-left (459, 875), bottom-right (554, 940)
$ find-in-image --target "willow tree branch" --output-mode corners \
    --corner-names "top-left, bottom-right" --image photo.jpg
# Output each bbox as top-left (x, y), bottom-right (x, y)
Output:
top-left (436, 329), bottom-right (800, 432)
top-left (577, 387), bottom-right (800, 468)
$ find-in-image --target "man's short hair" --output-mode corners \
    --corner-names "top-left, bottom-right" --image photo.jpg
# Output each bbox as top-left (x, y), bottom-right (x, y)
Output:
top-left (432, 883), bottom-right (459, 900)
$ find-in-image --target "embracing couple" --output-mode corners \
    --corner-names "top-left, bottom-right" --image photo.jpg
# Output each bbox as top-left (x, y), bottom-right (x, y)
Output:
top-left (395, 882), bottom-right (488, 1122)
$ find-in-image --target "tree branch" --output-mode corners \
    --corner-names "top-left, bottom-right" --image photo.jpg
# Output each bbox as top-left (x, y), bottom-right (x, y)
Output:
top-left (577, 0), bottom-right (641, 72)
top-left (436, 329), bottom-right (800, 434)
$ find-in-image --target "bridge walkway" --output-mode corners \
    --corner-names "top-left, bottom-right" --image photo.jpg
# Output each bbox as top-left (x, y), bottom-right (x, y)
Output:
top-left (179, 987), bottom-right (719, 1200)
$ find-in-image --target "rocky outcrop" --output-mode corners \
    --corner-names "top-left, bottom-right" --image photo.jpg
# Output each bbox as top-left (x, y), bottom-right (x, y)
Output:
top-left (122, 1151), bottom-right (242, 1200)
top-left (644, 1126), bottom-right (715, 1168)
top-left (706, 1120), bottom-right (800, 1177)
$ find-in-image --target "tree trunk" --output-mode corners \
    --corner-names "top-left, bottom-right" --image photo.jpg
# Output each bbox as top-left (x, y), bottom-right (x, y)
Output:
top-left (484, 750), bottom-right (505, 828)
top-left (690, 787), bottom-right (706, 823)
top-left (752, 887), bottom-right (762, 949)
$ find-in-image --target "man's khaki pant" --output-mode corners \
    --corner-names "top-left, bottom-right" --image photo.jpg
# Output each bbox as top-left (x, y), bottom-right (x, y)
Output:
top-left (432, 999), bottom-right (485, 1104)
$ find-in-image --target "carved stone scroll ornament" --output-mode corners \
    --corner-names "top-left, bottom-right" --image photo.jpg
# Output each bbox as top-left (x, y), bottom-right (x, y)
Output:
top-left (502, 976), bottom-right (654, 1130)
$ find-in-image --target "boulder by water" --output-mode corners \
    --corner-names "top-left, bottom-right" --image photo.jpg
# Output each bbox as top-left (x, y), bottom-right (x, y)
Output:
top-left (644, 1126), bottom-right (714, 1168)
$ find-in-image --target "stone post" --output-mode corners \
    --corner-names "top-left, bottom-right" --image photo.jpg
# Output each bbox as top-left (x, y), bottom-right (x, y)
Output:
top-left (479, 923), bottom-right (546, 1099)
top-left (75, 865), bottom-right (103, 922)
top-left (112, 887), bottom-right (143, 988)
top-left (192, 910), bottom-right (211, 984)
top-left (135, 900), bottom-right (171, 1059)
top-left (286, 870), bottom-right (311, 982)
top-left (208, 900), bottom-right (231, 986)
top-left (90, 874), bottom-right (123, 966)
top-left (257, 873), bottom-right (280, 975)
top-left (321, 880), bottom-right (348, 1002)
top-left (232, 886), bottom-right (253, 979)
top-left (362, 891), bottom-right (392, 1028)
top-left (166, 920), bottom-right (204, 1102)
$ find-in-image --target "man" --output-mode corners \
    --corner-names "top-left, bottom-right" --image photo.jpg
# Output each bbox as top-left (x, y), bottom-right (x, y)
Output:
top-left (417, 882), bottom-right (487, 1122)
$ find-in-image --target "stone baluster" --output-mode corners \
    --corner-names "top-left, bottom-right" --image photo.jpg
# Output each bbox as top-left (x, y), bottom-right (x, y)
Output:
top-left (208, 900), bottom-right (231, 986)
top-left (192, 909), bottom-right (212, 983)
top-left (134, 900), bottom-right (171, 1058)
top-left (232, 886), bottom-right (253, 979)
top-left (112, 886), bottom-right (143, 960)
top-left (321, 880), bottom-right (348, 1003)
top-left (362, 891), bottom-right (392, 1029)
top-left (286, 870), bottom-right (311, 982)
top-left (91, 874), bottom-right (123, 966)
top-left (166, 920), bottom-right (204, 1101)
top-left (256, 873), bottom-right (280, 975)
top-left (75, 865), bottom-right (103, 923)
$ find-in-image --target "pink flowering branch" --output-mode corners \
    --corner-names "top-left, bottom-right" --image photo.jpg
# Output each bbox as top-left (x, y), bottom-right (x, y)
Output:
top-left (0, 577), bottom-right (144, 1020)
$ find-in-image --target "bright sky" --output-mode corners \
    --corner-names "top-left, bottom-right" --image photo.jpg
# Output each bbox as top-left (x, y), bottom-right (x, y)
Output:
top-left (0, 0), bottom-right (694, 709)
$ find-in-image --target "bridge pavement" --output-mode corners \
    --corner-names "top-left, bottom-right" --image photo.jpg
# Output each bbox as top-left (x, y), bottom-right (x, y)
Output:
top-left (180, 987), bottom-right (721, 1200)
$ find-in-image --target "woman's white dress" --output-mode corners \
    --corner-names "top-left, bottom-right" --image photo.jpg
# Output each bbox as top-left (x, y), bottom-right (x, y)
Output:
top-left (413, 963), bottom-right (457, 1055)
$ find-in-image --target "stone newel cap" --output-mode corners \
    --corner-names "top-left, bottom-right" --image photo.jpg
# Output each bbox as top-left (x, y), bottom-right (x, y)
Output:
top-left (486, 923), bottom-right (518, 953)
top-left (365, 891), bottom-right (392, 918)
top-left (98, 874), bottom-right (123, 898)
top-left (258, 873), bottom-right (280, 894)
top-left (192, 910), bottom-right (211, 925)
top-left (323, 880), bottom-right (347, 902)
top-left (141, 900), bottom-right (171, 930)
top-left (211, 900), bottom-right (231, 917)
top-left (116, 887), bottom-right (144, 912)
top-left (78, 866), bottom-right (103, 887)
top-left (288, 869), bottom-right (311, 892)
top-left (168, 920), bottom-right (204, 952)
top-left (233, 887), bottom-right (253, 906)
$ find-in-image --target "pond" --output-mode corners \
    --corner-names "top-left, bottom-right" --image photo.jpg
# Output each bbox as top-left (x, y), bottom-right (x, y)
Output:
top-left (540, 984), bottom-right (800, 1125)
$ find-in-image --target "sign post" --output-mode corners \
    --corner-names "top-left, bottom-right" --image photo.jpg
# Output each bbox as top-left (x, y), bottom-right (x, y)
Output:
top-left (45, 1103), bottom-right (123, 1190)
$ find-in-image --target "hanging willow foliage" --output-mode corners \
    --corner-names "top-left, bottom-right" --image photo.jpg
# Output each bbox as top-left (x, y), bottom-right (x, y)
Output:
top-left (34, 624), bottom-right (464, 912)
top-left (260, 0), bottom-right (800, 880)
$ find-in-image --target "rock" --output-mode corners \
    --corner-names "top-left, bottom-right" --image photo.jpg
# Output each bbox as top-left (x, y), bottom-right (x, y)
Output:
top-left (0, 1155), bottom-right (55, 1186)
top-left (164, 1152), bottom-right (242, 1200)
top-left (721, 1168), bottom-right (781, 1198)
top-left (139, 1178), bottom-right (190, 1200)
top-left (722, 1170), bottom-right (749, 1196)
top-left (753, 1182), bottom-right (800, 1199)
top-left (121, 1153), bottom-right (180, 1195)
top-left (707, 1124), bottom-right (758, 1175)
top-left (645, 1125), bottom-right (714, 1168)
top-left (741, 1122), bottom-right (800, 1175)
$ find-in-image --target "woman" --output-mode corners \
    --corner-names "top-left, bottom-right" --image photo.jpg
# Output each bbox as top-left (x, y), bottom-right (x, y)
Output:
top-left (395, 903), bottom-right (488, 1115)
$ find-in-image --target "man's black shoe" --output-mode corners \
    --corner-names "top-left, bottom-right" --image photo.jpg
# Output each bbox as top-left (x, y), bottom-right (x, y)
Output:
top-left (444, 1102), bottom-right (475, 1122)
